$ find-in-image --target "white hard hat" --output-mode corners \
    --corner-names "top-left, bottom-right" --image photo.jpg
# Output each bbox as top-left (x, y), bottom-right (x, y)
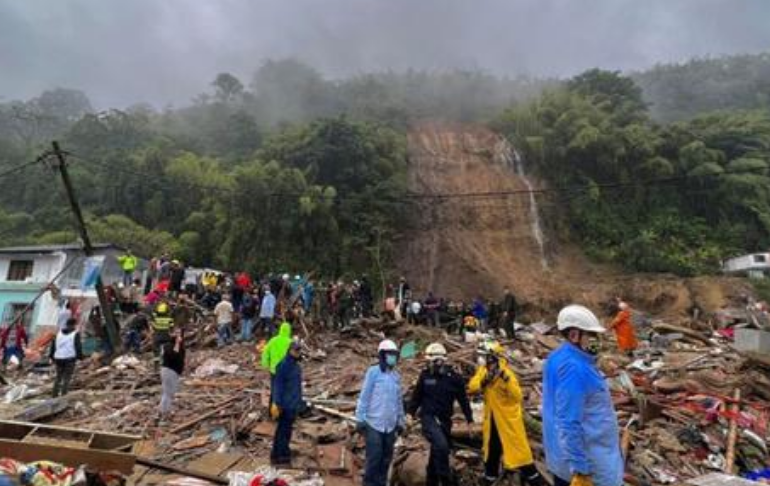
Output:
top-left (425, 342), bottom-right (447, 360)
top-left (557, 305), bottom-right (606, 333)
top-left (282, 273), bottom-right (290, 280)
top-left (618, 301), bottom-right (629, 311)
top-left (378, 339), bottom-right (399, 353)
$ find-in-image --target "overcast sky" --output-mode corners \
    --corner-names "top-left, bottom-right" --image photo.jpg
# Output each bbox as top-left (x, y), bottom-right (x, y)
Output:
top-left (1, 0), bottom-right (768, 108)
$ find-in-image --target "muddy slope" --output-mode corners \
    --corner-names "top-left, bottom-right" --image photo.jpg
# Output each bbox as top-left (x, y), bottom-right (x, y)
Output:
top-left (396, 122), bottom-right (751, 318)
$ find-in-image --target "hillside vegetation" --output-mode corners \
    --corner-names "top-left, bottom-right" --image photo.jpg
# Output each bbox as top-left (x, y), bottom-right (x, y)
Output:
top-left (0, 55), bottom-right (768, 280)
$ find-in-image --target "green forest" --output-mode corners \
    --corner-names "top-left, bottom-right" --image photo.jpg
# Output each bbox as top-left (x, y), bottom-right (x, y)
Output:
top-left (1, 53), bottom-right (769, 278)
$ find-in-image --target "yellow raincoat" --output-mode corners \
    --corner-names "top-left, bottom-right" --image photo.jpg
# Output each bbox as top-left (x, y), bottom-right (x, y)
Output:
top-left (468, 360), bottom-right (534, 469)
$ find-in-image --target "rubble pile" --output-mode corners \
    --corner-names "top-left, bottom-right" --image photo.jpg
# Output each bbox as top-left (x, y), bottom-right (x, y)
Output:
top-left (1, 307), bottom-right (770, 485)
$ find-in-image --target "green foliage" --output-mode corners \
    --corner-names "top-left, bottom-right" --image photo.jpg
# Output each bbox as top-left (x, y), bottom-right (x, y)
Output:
top-left (495, 68), bottom-right (770, 275)
top-left (634, 53), bottom-right (770, 122)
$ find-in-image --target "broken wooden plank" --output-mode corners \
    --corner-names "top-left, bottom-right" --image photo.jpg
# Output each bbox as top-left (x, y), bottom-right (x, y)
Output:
top-left (169, 396), bottom-right (239, 435)
top-left (137, 456), bottom-right (228, 485)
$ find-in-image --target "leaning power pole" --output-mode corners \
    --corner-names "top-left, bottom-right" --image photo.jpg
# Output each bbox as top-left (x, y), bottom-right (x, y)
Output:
top-left (50, 141), bottom-right (120, 352)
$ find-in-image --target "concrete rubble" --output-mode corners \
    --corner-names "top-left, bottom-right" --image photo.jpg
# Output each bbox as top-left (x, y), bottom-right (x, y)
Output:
top-left (0, 304), bottom-right (769, 485)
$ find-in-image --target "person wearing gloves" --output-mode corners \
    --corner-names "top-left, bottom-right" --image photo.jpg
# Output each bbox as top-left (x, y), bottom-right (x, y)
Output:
top-left (542, 305), bottom-right (624, 486)
top-left (468, 341), bottom-right (544, 486)
top-left (261, 320), bottom-right (293, 403)
top-left (355, 339), bottom-right (406, 486)
top-left (270, 341), bottom-right (304, 466)
top-left (407, 342), bottom-right (473, 486)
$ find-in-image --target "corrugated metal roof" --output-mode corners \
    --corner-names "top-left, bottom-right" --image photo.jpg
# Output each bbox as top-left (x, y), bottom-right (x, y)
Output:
top-left (0, 243), bottom-right (124, 254)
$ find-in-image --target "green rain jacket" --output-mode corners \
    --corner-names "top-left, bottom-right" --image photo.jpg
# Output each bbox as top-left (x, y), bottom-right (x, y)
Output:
top-left (260, 322), bottom-right (292, 375)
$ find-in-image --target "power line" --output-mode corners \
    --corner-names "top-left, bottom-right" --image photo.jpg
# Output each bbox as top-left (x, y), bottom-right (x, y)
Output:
top-left (0, 158), bottom-right (41, 180)
top-left (65, 148), bottom-right (770, 204)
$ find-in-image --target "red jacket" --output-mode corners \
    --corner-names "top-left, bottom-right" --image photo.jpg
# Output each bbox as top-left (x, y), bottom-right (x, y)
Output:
top-left (1, 323), bottom-right (28, 349)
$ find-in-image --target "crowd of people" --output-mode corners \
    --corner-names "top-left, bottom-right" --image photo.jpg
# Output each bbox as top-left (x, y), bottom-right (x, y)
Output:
top-left (269, 304), bottom-right (625, 486)
top-left (0, 248), bottom-right (636, 486)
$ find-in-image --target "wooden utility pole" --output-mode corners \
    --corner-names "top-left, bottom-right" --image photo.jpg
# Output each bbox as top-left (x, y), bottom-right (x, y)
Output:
top-left (50, 141), bottom-right (120, 351)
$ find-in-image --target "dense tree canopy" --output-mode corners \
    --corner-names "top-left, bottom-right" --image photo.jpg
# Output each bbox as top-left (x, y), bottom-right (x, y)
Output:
top-left (0, 55), bottom-right (769, 280)
top-left (493, 70), bottom-right (770, 275)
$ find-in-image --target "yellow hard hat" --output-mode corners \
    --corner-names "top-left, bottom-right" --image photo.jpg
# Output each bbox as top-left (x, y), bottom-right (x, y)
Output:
top-left (157, 303), bottom-right (169, 314)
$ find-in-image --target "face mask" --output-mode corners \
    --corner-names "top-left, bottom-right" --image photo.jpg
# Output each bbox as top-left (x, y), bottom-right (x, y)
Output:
top-left (430, 360), bottom-right (445, 373)
top-left (385, 354), bottom-right (398, 367)
top-left (585, 337), bottom-right (601, 356)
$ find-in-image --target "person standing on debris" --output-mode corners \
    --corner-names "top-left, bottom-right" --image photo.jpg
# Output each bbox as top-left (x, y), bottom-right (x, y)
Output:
top-left (607, 301), bottom-right (638, 355)
top-left (259, 289), bottom-right (277, 336)
top-left (500, 287), bottom-right (518, 337)
top-left (424, 292), bottom-right (441, 327)
top-left (118, 249), bottom-right (138, 287)
top-left (123, 310), bottom-right (150, 354)
top-left (270, 341), bottom-right (304, 466)
top-left (50, 318), bottom-right (84, 397)
top-left (356, 339), bottom-right (406, 486)
top-left (1, 318), bottom-right (28, 371)
top-left (214, 294), bottom-right (234, 347)
top-left (261, 320), bottom-right (293, 399)
top-left (408, 342), bottom-right (474, 486)
top-left (468, 341), bottom-right (544, 486)
top-left (240, 289), bottom-right (257, 342)
top-left (159, 327), bottom-right (185, 423)
top-left (542, 305), bottom-right (623, 486)
top-left (172, 291), bottom-right (195, 331)
top-left (472, 297), bottom-right (489, 331)
top-left (151, 302), bottom-right (174, 368)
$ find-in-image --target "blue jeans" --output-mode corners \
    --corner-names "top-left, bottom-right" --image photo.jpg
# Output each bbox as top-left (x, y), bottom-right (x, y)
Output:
top-left (240, 318), bottom-right (253, 341)
top-left (271, 409), bottom-right (295, 463)
top-left (364, 424), bottom-right (397, 486)
top-left (2, 346), bottom-right (23, 366)
top-left (217, 322), bottom-right (232, 346)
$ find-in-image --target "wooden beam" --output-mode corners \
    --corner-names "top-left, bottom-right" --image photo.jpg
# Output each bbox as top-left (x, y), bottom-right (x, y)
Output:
top-left (136, 457), bottom-right (228, 485)
top-left (169, 396), bottom-right (239, 434)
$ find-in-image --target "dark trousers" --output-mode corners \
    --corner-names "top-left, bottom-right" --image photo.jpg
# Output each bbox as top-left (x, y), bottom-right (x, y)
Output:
top-left (364, 424), bottom-right (397, 486)
top-left (485, 415), bottom-right (543, 485)
top-left (124, 330), bottom-right (142, 354)
top-left (53, 359), bottom-right (76, 397)
top-left (422, 415), bottom-right (452, 486)
top-left (553, 477), bottom-right (570, 486)
top-left (271, 410), bottom-right (295, 463)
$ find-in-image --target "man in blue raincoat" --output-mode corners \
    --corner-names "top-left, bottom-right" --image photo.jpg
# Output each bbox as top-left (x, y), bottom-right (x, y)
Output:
top-left (542, 305), bottom-right (624, 486)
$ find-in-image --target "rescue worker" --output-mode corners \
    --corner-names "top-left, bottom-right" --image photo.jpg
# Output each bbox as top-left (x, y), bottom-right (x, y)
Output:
top-left (151, 302), bottom-right (174, 369)
top-left (261, 320), bottom-right (293, 404)
top-left (50, 318), bottom-right (84, 397)
top-left (213, 294), bottom-right (234, 346)
top-left (408, 343), bottom-right (473, 486)
top-left (542, 305), bottom-right (623, 486)
top-left (607, 301), bottom-right (638, 355)
top-left (270, 341), bottom-right (304, 465)
top-left (356, 339), bottom-right (406, 486)
top-left (468, 341), bottom-right (544, 486)
top-left (117, 249), bottom-right (138, 287)
top-left (159, 326), bottom-right (185, 423)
